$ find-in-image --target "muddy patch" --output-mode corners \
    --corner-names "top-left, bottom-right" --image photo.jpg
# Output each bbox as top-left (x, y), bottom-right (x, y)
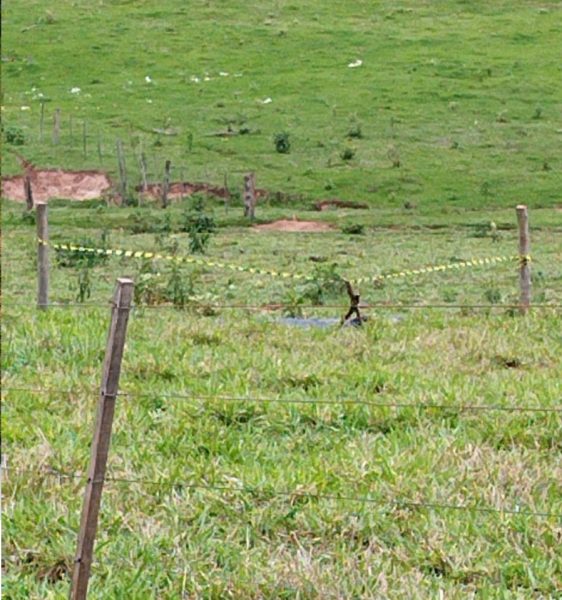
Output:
top-left (254, 219), bottom-right (334, 232)
top-left (2, 170), bottom-right (113, 202)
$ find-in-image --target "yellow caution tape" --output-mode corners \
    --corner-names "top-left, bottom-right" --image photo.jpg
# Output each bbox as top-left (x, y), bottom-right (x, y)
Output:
top-left (39, 239), bottom-right (528, 286)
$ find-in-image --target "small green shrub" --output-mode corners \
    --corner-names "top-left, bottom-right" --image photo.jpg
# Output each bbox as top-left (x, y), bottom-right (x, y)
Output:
top-left (340, 147), bottom-right (355, 161)
top-left (341, 223), bottom-right (364, 235)
top-left (4, 125), bottom-right (25, 146)
top-left (347, 122), bottom-right (363, 139)
top-left (274, 132), bottom-right (291, 154)
top-left (181, 197), bottom-right (216, 254)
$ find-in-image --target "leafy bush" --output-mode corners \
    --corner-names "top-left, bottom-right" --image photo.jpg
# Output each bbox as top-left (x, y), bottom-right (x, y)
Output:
top-left (347, 122), bottom-right (363, 139)
top-left (4, 125), bottom-right (25, 146)
top-left (341, 223), bottom-right (364, 235)
top-left (340, 147), bottom-right (355, 161)
top-left (274, 132), bottom-right (291, 154)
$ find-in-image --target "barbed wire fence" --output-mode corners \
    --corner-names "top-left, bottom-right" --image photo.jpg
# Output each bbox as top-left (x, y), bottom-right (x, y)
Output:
top-left (3, 203), bottom-right (562, 597)
top-left (4, 274), bottom-right (562, 597)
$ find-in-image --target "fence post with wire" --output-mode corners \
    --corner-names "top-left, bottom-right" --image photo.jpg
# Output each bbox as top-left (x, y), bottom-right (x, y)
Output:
top-left (36, 202), bottom-right (49, 310)
top-left (516, 205), bottom-right (531, 313)
top-left (70, 277), bottom-right (134, 600)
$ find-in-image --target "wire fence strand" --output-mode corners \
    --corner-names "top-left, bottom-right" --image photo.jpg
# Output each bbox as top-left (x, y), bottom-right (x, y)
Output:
top-left (3, 466), bottom-right (560, 519)
top-left (2, 301), bottom-right (562, 310)
top-left (2, 386), bottom-right (561, 414)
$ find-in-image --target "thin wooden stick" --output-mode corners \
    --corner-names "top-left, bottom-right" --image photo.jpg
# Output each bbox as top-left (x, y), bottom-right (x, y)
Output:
top-left (24, 175), bottom-right (34, 211)
top-left (516, 205), bottom-right (531, 314)
top-left (162, 159), bottom-right (171, 208)
top-left (39, 101), bottom-right (45, 143)
top-left (53, 108), bottom-right (61, 145)
top-left (116, 139), bottom-right (128, 204)
top-left (70, 278), bottom-right (134, 600)
top-left (36, 203), bottom-right (48, 309)
top-left (83, 121), bottom-right (87, 159)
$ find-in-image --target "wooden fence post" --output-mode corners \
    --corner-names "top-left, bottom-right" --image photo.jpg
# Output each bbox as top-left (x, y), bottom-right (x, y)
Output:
top-left (36, 202), bottom-right (49, 309)
top-left (70, 278), bottom-right (134, 600)
top-left (516, 205), bottom-right (531, 313)
top-left (24, 175), bottom-right (34, 211)
top-left (83, 121), bottom-right (88, 159)
top-left (53, 108), bottom-right (61, 145)
top-left (39, 101), bottom-right (45, 143)
top-left (243, 172), bottom-right (256, 219)
top-left (162, 160), bottom-right (171, 208)
top-left (116, 139), bottom-right (128, 204)
top-left (139, 152), bottom-right (148, 193)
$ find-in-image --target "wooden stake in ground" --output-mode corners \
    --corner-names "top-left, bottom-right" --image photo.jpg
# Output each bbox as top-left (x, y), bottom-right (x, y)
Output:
top-left (39, 101), bottom-right (45, 143)
top-left (243, 172), bottom-right (256, 219)
top-left (116, 139), bottom-right (128, 204)
top-left (83, 121), bottom-right (88, 159)
top-left (224, 173), bottom-right (230, 212)
top-left (53, 108), bottom-right (61, 145)
top-left (162, 159), bottom-right (171, 208)
top-left (97, 130), bottom-right (103, 163)
top-left (24, 175), bottom-right (34, 211)
top-left (139, 152), bottom-right (148, 193)
top-left (70, 278), bottom-right (134, 600)
top-left (516, 205), bottom-right (531, 313)
top-left (36, 202), bottom-right (48, 309)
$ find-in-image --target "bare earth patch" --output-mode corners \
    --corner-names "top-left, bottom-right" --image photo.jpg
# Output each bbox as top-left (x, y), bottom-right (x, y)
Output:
top-left (1, 170), bottom-right (113, 202)
top-left (254, 219), bottom-right (334, 232)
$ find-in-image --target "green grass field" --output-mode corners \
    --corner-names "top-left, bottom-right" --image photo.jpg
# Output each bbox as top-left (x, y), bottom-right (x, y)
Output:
top-left (2, 1), bottom-right (562, 598)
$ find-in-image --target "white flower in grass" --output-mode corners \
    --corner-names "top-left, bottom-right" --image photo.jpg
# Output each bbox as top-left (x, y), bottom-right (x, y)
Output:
top-left (70, 87), bottom-right (81, 94)
top-left (260, 97), bottom-right (272, 104)
top-left (146, 99), bottom-right (153, 104)
top-left (21, 106), bottom-right (31, 111)
top-left (348, 59), bottom-right (362, 68)
top-left (145, 75), bottom-right (152, 83)
top-left (219, 71), bottom-right (229, 77)
top-left (190, 75), bottom-right (201, 83)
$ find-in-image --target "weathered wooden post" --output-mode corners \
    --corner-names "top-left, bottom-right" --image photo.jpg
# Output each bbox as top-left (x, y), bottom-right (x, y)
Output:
top-left (39, 101), bottom-right (46, 143)
top-left (53, 108), bottom-right (61, 145)
top-left (516, 205), bottom-right (531, 314)
top-left (162, 160), bottom-right (171, 208)
top-left (243, 172), bottom-right (256, 219)
top-left (139, 152), bottom-right (148, 193)
top-left (82, 121), bottom-right (88, 159)
top-left (36, 202), bottom-right (49, 309)
top-left (24, 175), bottom-right (34, 211)
top-left (70, 278), bottom-right (134, 600)
top-left (116, 139), bottom-right (128, 204)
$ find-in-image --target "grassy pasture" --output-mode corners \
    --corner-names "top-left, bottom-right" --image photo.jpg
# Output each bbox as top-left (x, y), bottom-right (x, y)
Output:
top-left (2, 0), bottom-right (562, 598)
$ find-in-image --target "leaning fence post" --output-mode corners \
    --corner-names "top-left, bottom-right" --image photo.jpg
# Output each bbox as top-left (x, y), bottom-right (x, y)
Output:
top-left (36, 202), bottom-right (49, 309)
top-left (24, 175), bottom-right (34, 211)
top-left (70, 278), bottom-right (134, 600)
top-left (516, 205), bottom-right (531, 314)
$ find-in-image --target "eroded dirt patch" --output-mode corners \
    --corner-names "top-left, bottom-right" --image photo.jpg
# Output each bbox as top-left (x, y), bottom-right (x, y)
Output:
top-left (254, 219), bottom-right (334, 232)
top-left (2, 170), bottom-right (113, 202)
